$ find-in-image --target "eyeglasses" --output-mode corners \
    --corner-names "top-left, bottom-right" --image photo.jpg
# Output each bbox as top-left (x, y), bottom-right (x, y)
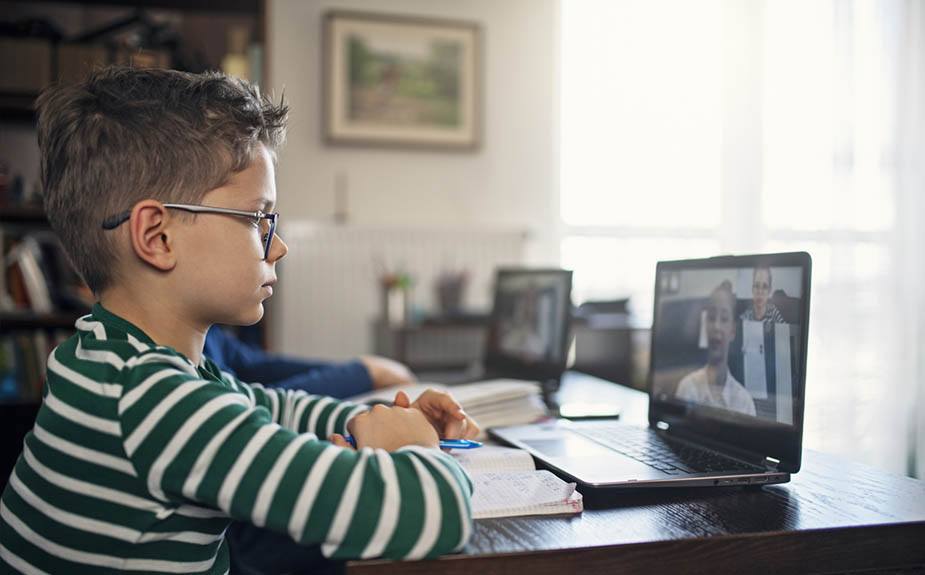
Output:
top-left (101, 203), bottom-right (279, 260)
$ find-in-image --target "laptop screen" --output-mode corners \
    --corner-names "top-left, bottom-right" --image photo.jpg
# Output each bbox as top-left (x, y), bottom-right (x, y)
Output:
top-left (484, 269), bottom-right (573, 379)
top-left (648, 253), bottom-right (811, 471)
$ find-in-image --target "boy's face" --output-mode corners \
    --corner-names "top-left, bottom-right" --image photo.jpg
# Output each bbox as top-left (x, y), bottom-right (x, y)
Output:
top-left (173, 144), bottom-right (288, 327)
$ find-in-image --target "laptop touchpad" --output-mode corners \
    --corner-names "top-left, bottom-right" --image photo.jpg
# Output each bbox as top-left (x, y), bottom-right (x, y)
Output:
top-left (522, 435), bottom-right (616, 458)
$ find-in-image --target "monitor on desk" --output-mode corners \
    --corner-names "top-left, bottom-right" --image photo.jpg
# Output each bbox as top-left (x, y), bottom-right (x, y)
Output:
top-left (482, 268), bottom-right (573, 381)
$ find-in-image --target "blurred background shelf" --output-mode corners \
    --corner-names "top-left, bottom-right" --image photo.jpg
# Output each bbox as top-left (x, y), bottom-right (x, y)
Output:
top-left (40, 0), bottom-right (261, 13)
top-left (0, 92), bottom-right (39, 124)
top-left (0, 205), bottom-right (48, 225)
top-left (0, 310), bottom-right (83, 330)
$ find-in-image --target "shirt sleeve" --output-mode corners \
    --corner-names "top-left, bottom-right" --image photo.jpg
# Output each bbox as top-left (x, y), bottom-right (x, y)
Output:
top-left (230, 376), bottom-right (368, 439)
top-left (117, 351), bottom-right (473, 560)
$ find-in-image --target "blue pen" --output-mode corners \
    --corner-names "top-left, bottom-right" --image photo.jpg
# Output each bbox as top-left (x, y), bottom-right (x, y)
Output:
top-left (342, 436), bottom-right (482, 449)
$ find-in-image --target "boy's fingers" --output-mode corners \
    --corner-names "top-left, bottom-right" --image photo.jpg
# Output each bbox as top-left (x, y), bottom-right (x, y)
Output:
top-left (442, 414), bottom-right (479, 440)
top-left (443, 419), bottom-right (461, 439)
top-left (463, 417), bottom-right (481, 439)
top-left (329, 434), bottom-right (355, 450)
top-left (393, 390), bottom-right (411, 408)
top-left (425, 392), bottom-right (463, 416)
top-left (443, 416), bottom-right (473, 440)
top-left (440, 392), bottom-right (463, 412)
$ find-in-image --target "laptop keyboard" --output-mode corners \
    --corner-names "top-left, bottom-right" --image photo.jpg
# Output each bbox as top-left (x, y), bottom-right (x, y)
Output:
top-left (571, 425), bottom-right (764, 475)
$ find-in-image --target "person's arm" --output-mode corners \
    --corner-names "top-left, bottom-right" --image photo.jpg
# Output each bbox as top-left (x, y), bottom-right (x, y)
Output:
top-left (238, 356), bottom-right (417, 399)
top-left (239, 358), bottom-right (374, 398)
top-left (207, 327), bottom-right (413, 398)
top-left (118, 352), bottom-right (473, 560)
top-left (207, 326), bottom-right (374, 397)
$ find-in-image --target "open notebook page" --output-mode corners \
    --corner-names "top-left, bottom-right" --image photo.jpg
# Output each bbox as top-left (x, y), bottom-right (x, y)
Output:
top-left (470, 470), bottom-right (582, 519)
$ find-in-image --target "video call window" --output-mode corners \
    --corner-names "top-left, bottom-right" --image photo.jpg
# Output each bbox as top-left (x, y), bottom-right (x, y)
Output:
top-left (652, 266), bottom-right (804, 425)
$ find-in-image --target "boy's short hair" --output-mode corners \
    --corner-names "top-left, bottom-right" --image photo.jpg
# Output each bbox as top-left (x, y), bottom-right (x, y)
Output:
top-left (37, 66), bottom-right (288, 293)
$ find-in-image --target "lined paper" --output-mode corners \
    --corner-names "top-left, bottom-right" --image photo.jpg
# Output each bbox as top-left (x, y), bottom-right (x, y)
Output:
top-left (469, 470), bottom-right (581, 519)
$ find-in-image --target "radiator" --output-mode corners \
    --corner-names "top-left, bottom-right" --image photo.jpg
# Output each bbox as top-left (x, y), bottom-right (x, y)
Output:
top-left (274, 223), bottom-right (527, 360)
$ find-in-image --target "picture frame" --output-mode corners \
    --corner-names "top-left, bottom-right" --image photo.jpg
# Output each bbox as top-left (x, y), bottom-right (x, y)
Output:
top-left (323, 11), bottom-right (481, 150)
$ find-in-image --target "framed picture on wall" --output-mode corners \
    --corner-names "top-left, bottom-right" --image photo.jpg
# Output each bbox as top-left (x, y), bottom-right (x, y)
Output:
top-left (323, 11), bottom-right (481, 150)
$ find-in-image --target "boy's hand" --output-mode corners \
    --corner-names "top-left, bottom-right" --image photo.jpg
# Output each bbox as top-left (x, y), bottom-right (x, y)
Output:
top-left (394, 389), bottom-right (481, 440)
top-left (345, 403), bottom-right (439, 451)
top-left (328, 433), bottom-right (354, 450)
top-left (359, 355), bottom-right (416, 389)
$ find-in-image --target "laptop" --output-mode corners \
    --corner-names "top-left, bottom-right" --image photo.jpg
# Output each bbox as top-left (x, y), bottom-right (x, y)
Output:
top-left (436, 268), bottom-right (574, 385)
top-left (491, 252), bottom-right (811, 492)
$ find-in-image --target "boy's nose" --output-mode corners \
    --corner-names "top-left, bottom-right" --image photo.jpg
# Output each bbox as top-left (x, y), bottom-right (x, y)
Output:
top-left (269, 234), bottom-right (289, 261)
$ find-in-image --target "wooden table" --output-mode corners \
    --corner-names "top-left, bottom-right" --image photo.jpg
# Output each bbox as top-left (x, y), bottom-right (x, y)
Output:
top-left (346, 373), bottom-right (925, 575)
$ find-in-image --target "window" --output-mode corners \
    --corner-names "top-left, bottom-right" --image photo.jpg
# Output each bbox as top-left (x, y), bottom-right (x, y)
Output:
top-left (561, 0), bottom-right (917, 476)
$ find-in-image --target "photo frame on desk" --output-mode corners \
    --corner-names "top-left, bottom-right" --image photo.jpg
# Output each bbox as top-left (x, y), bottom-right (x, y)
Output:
top-left (323, 11), bottom-right (481, 150)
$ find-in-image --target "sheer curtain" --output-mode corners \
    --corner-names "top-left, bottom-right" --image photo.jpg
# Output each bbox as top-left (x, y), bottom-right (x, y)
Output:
top-left (560, 0), bottom-right (925, 477)
top-left (895, 0), bottom-right (925, 479)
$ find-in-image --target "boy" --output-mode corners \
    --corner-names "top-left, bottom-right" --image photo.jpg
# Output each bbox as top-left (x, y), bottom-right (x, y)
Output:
top-left (0, 66), bottom-right (477, 574)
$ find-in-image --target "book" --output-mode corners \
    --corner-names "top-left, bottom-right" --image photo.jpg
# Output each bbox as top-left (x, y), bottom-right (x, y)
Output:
top-left (2, 232), bottom-right (90, 314)
top-left (451, 445), bottom-right (583, 519)
top-left (5, 236), bottom-right (53, 312)
top-left (346, 379), bottom-right (548, 436)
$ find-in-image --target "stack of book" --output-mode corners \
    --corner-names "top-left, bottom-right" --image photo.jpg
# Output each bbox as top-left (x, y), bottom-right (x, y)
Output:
top-left (347, 379), bottom-right (549, 435)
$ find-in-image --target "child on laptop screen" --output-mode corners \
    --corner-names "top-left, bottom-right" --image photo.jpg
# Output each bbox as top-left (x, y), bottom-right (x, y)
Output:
top-left (0, 66), bottom-right (478, 574)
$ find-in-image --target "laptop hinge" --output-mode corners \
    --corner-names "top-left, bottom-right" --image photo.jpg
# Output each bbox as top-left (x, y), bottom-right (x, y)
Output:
top-left (764, 456), bottom-right (781, 470)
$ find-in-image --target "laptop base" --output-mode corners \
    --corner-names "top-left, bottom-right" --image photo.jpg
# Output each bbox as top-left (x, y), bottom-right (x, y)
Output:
top-left (490, 421), bottom-right (789, 507)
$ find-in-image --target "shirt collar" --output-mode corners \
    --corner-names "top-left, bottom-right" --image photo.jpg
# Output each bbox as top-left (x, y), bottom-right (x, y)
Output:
top-left (91, 302), bottom-right (158, 345)
top-left (90, 302), bottom-right (208, 373)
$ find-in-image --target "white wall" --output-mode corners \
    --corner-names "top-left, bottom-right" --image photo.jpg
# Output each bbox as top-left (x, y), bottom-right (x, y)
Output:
top-left (266, 0), bottom-right (560, 254)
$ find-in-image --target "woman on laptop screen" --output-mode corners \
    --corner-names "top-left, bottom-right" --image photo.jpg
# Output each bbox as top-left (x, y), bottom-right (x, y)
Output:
top-left (675, 280), bottom-right (757, 416)
top-left (741, 266), bottom-right (785, 325)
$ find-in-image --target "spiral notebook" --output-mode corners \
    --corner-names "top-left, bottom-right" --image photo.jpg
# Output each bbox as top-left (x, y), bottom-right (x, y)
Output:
top-left (451, 445), bottom-right (583, 519)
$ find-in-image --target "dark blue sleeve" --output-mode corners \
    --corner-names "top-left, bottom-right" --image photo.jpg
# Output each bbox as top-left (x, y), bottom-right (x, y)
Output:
top-left (204, 326), bottom-right (374, 399)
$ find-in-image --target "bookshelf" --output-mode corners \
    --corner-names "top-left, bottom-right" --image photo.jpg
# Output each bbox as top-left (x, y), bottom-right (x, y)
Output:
top-left (0, 207), bottom-right (80, 489)
top-left (0, 0), bottom-right (269, 490)
top-left (0, 204), bottom-right (47, 225)
top-left (0, 93), bottom-right (39, 125)
top-left (0, 207), bottom-right (87, 402)
top-left (0, 310), bottom-right (85, 330)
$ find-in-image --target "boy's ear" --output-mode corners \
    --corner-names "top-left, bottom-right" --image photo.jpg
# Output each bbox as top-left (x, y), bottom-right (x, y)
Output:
top-left (128, 200), bottom-right (177, 272)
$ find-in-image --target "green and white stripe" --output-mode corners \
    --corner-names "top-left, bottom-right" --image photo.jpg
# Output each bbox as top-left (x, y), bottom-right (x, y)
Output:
top-left (0, 304), bottom-right (473, 574)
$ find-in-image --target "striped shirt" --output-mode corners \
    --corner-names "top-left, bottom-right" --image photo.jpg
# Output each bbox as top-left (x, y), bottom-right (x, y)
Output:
top-left (0, 304), bottom-right (473, 574)
top-left (740, 302), bottom-right (785, 324)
